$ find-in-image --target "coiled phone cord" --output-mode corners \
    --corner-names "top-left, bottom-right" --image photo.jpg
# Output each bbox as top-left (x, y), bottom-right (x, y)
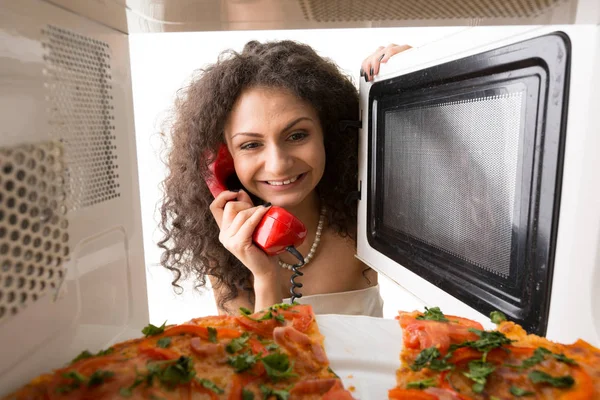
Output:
top-left (285, 246), bottom-right (305, 303)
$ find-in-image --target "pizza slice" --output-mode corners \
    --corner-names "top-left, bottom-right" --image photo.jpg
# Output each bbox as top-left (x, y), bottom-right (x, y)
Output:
top-left (390, 307), bottom-right (600, 399)
top-left (4, 303), bottom-right (355, 400)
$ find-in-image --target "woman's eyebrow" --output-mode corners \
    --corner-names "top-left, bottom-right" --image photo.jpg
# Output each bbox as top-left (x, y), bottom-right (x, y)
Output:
top-left (280, 117), bottom-right (313, 133)
top-left (230, 132), bottom-right (263, 140)
top-left (230, 117), bottom-right (313, 140)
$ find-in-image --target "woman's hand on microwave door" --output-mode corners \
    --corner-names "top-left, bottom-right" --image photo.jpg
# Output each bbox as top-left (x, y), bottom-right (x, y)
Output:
top-left (361, 43), bottom-right (412, 82)
top-left (209, 190), bottom-right (280, 281)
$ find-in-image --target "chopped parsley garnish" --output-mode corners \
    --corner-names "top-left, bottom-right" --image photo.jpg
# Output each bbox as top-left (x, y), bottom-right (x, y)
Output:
top-left (506, 347), bottom-right (551, 370)
top-left (269, 303), bottom-right (295, 311)
top-left (56, 369), bottom-right (115, 393)
top-left (261, 353), bottom-right (298, 382)
top-left (265, 343), bottom-right (280, 352)
top-left (207, 327), bottom-right (218, 343)
top-left (196, 378), bottom-right (224, 394)
top-left (97, 348), bottom-right (114, 357)
top-left (552, 352), bottom-right (577, 365)
top-left (429, 358), bottom-right (454, 372)
top-left (490, 311), bottom-right (507, 324)
top-left (451, 329), bottom-right (514, 359)
top-left (240, 307), bottom-right (253, 315)
top-left (119, 368), bottom-right (145, 397)
top-left (56, 371), bottom-right (87, 393)
top-left (416, 306), bottom-right (449, 322)
top-left (142, 321), bottom-right (167, 337)
top-left (410, 347), bottom-right (452, 372)
top-left (506, 347), bottom-right (578, 370)
top-left (120, 356), bottom-right (196, 396)
top-left (411, 347), bottom-right (441, 371)
top-left (147, 356), bottom-right (196, 389)
top-left (156, 337), bottom-right (172, 348)
top-left (226, 332), bottom-right (250, 354)
top-left (227, 352), bottom-right (258, 373)
top-left (406, 378), bottom-right (437, 389)
top-left (327, 366), bottom-right (340, 379)
top-left (71, 350), bottom-right (93, 364)
top-left (258, 312), bottom-right (275, 321)
top-left (242, 388), bottom-right (255, 400)
top-left (274, 313), bottom-right (286, 324)
top-left (239, 307), bottom-right (278, 322)
top-left (64, 371), bottom-right (86, 383)
top-left (88, 370), bottom-right (115, 387)
top-left (259, 384), bottom-right (291, 400)
top-left (510, 385), bottom-right (535, 396)
top-left (70, 347), bottom-right (114, 364)
top-left (463, 360), bottom-right (495, 393)
top-left (528, 370), bottom-right (574, 388)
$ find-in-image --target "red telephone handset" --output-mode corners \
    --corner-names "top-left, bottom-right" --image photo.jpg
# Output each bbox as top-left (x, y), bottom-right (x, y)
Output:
top-left (206, 144), bottom-right (307, 257)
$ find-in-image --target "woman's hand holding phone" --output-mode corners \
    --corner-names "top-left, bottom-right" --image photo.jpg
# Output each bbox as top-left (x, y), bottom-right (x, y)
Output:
top-left (209, 189), bottom-right (282, 309)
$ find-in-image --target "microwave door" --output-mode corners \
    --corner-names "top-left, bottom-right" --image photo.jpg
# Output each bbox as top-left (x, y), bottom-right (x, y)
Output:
top-left (357, 26), bottom-right (599, 342)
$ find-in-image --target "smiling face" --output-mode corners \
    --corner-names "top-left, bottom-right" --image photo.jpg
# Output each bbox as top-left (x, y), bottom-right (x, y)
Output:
top-left (224, 86), bottom-right (326, 209)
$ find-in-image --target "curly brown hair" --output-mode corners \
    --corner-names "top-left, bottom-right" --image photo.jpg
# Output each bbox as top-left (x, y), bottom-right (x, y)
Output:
top-left (158, 40), bottom-right (360, 311)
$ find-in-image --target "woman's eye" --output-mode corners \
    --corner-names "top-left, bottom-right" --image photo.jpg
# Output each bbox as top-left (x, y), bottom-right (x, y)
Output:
top-left (240, 142), bottom-right (260, 150)
top-left (288, 132), bottom-right (308, 142)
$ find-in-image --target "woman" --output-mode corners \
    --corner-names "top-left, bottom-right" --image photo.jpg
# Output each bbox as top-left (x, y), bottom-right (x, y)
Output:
top-left (159, 40), bottom-right (409, 316)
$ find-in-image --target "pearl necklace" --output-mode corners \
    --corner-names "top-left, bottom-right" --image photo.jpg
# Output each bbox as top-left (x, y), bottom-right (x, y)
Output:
top-left (278, 205), bottom-right (326, 271)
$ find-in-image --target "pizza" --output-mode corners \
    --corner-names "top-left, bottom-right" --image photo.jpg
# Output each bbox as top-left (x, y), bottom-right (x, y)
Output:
top-left (4, 303), bottom-right (354, 400)
top-left (390, 307), bottom-right (600, 399)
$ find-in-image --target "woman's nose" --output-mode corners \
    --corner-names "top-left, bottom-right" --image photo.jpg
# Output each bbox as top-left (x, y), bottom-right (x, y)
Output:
top-left (263, 145), bottom-right (293, 175)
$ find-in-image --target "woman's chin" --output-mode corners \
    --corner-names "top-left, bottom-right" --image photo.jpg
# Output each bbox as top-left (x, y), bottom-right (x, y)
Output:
top-left (260, 192), bottom-right (310, 210)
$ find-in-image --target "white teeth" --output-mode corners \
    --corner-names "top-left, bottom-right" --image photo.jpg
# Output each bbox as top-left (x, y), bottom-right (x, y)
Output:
top-left (268, 175), bottom-right (299, 186)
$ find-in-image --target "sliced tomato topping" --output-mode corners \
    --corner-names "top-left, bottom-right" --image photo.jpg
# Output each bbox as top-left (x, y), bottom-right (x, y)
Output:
top-left (446, 347), bottom-right (512, 365)
top-left (389, 388), bottom-right (439, 400)
top-left (289, 378), bottom-right (339, 395)
top-left (322, 380), bottom-right (355, 400)
top-left (234, 304), bottom-right (315, 337)
top-left (248, 338), bottom-right (267, 356)
top-left (162, 324), bottom-right (241, 340)
top-left (444, 316), bottom-right (484, 330)
top-left (69, 354), bottom-right (124, 375)
top-left (227, 373), bottom-right (262, 400)
top-left (227, 374), bottom-right (244, 400)
top-left (191, 379), bottom-right (220, 400)
top-left (425, 387), bottom-right (474, 400)
top-left (235, 316), bottom-right (279, 338)
top-left (138, 342), bottom-right (180, 360)
top-left (559, 366), bottom-right (594, 400)
top-left (189, 337), bottom-right (224, 358)
top-left (398, 312), bottom-right (482, 354)
top-left (280, 304), bottom-right (314, 333)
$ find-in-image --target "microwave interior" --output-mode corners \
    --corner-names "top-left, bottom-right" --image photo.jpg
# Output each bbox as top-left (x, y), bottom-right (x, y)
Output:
top-left (367, 33), bottom-right (570, 335)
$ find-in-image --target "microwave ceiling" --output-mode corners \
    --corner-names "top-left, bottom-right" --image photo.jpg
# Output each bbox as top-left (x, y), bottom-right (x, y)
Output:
top-left (45, 0), bottom-right (578, 34)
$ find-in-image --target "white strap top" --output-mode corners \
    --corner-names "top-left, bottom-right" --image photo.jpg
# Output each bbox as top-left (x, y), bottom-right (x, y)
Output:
top-left (282, 284), bottom-right (384, 317)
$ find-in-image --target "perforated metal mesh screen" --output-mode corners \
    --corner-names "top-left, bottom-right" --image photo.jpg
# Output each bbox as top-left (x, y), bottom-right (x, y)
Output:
top-left (298, 0), bottom-right (567, 21)
top-left (0, 142), bottom-right (69, 319)
top-left (382, 93), bottom-right (524, 277)
top-left (42, 25), bottom-right (120, 211)
top-left (0, 26), bottom-right (120, 322)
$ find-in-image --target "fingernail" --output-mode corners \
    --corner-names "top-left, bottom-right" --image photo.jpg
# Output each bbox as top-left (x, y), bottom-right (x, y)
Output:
top-left (364, 74), bottom-right (368, 83)
top-left (378, 54), bottom-right (385, 62)
top-left (360, 68), bottom-right (364, 76)
top-left (370, 67), bottom-right (374, 76)
top-left (263, 202), bottom-right (272, 207)
top-left (231, 189), bottom-right (240, 192)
